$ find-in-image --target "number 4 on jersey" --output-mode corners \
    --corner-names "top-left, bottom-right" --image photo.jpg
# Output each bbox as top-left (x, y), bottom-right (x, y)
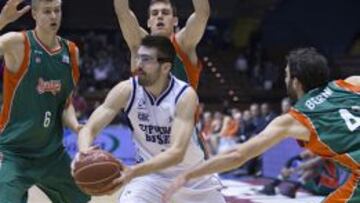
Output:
top-left (339, 109), bottom-right (360, 132)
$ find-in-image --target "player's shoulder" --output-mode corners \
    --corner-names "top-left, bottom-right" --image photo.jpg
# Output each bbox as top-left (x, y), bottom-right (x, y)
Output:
top-left (344, 76), bottom-right (360, 86)
top-left (2, 31), bottom-right (25, 44)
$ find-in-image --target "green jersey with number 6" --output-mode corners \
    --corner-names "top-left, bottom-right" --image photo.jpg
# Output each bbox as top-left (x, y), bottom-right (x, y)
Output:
top-left (289, 80), bottom-right (360, 172)
top-left (0, 31), bottom-right (79, 157)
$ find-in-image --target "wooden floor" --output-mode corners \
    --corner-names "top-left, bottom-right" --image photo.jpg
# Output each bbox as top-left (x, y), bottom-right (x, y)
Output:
top-left (28, 186), bottom-right (121, 203)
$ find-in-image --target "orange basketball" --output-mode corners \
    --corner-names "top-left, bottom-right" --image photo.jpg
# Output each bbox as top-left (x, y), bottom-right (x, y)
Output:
top-left (73, 149), bottom-right (123, 193)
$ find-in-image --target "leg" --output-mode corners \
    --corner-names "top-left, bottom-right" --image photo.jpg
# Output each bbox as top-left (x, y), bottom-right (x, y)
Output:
top-left (0, 153), bottom-right (33, 203)
top-left (119, 175), bottom-right (166, 203)
top-left (322, 174), bottom-right (360, 203)
top-left (37, 151), bottom-right (90, 203)
top-left (173, 176), bottom-right (226, 203)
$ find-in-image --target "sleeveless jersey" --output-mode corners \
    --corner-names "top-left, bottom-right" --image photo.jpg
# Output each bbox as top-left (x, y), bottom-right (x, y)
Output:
top-left (289, 80), bottom-right (360, 173)
top-left (125, 75), bottom-right (205, 177)
top-left (171, 35), bottom-right (202, 90)
top-left (0, 30), bottom-right (79, 157)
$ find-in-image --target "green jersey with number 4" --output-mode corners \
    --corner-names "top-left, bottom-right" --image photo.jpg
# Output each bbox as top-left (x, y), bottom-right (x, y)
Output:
top-left (0, 31), bottom-right (79, 157)
top-left (289, 80), bottom-right (360, 172)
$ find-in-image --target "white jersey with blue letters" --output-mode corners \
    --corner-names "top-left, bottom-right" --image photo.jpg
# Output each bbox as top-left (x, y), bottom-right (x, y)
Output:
top-left (124, 75), bottom-right (205, 177)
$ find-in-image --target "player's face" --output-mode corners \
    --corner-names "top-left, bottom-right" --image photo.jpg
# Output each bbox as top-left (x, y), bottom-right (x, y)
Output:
top-left (148, 3), bottom-right (178, 37)
top-left (136, 46), bottom-right (163, 87)
top-left (33, 0), bottom-right (62, 34)
top-left (285, 65), bottom-right (298, 101)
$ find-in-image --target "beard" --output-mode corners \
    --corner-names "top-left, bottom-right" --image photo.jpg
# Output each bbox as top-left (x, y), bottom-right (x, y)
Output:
top-left (138, 74), bottom-right (155, 86)
top-left (138, 67), bottom-right (161, 87)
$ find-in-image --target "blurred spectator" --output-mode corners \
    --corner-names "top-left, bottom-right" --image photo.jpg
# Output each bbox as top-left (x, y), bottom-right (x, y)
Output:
top-left (260, 102), bottom-right (277, 124)
top-left (72, 89), bottom-right (88, 120)
top-left (234, 54), bottom-right (248, 73)
top-left (250, 103), bottom-right (266, 134)
top-left (281, 97), bottom-right (292, 114)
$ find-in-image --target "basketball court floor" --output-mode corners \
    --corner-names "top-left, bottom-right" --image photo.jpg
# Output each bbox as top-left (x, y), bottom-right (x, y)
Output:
top-left (28, 177), bottom-right (324, 203)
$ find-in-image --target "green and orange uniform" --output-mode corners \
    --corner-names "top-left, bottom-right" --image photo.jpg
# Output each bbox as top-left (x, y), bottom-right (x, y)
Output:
top-left (0, 31), bottom-right (90, 203)
top-left (289, 79), bottom-right (360, 202)
top-left (171, 35), bottom-right (202, 90)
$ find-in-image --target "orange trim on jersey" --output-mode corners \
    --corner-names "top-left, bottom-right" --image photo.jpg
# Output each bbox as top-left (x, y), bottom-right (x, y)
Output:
top-left (336, 80), bottom-right (360, 93)
top-left (68, 41), bottom-right (80, 85)
top-left (323, 174), bottom-right (359, 203)
top-left (0, 32), bottom-right (31, 132)
top-left (171, 35), bottom-right (202, 89)
top-left (288, 109), bottom-right (336, 157)
top-left (32, 30), bottom-right (62, 55)
top-left (289, 108), bottom-right (360, 172)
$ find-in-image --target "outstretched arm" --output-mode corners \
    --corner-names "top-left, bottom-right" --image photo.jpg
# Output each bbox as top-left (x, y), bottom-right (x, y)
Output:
top-left (113, 0), bottom-right (148, 72)
top-left (77, 80), bottom-right (132, 152)
top-left (176, 0), bottom-right (210, 50)
top-left (163, 113), bottom-right (311, 202)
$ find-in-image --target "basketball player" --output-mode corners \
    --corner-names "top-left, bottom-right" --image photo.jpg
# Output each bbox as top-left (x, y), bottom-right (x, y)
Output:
top-left (114, 0), bottom-right (209, 89)
top-left (164, 48), bottom-right (360, 203)
top-left (76, 35), bottom-right (225, 203)
top-left (260, 150), bottom-right (340, 198)
top-left (0, 0), bottom-right (90, 202)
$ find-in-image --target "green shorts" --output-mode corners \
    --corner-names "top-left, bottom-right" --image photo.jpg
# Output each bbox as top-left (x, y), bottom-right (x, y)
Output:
top-left (0, 149), bottom-right (90, 203)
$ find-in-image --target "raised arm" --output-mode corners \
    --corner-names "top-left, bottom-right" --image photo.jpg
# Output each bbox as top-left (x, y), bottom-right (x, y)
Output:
top-left (77, 79), bottom-right (132, 152)
top-left (163, 113), bottom-right (311, 202)
top-left (176, 0), bottom-right (210, 50)
top-left (0, 0), bottom-right (30, 31)
top-left (113, 0), bottom-right (148, 72)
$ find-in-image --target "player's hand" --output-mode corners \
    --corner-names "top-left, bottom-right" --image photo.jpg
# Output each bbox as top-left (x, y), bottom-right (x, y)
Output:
top-left (70, 146), bottom-right (99, 176)
top-left (162, 174), bottom-right (188, 203)
top-left (0, 0), bottom-right (30, 25)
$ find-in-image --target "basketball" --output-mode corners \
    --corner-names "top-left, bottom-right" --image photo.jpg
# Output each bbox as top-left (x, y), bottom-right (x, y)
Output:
top-left (73, 149), bottom-right (123, 193)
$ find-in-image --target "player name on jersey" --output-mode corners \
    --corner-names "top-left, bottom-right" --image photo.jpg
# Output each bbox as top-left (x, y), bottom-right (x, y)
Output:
top-left (305, 87), bottom-right (333, 110)
top-left (139, 124), bottom-right (171, 145)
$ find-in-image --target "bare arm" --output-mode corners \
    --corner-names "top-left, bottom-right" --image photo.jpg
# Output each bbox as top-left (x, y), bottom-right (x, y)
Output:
top-left (183, 113), bottom-right (311, 180)
top-left (0, 0), bottom-right (30, 70)
top-left (77, 80), bottom-right (132, 152)
top-left (176, 0), bottom-right (210, 50)
top-left (131, 88), bottom-right (199, 178)
top-left (295, 156), bottom-right (323, 172)
top-left (62, 101), bottom-right (82, 133)
top-left (113, 0), bottom-right (148, 72)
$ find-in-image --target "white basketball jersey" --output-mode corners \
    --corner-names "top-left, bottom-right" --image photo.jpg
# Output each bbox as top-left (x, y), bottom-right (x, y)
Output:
top-left (125, 76), bottom-right (205, 176)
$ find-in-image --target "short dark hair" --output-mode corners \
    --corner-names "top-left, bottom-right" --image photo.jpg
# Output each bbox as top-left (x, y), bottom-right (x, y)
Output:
top-left (148, 0), bottom-right (178, 17)
top-left (141, 35), bottom-right (176, 64)
top-left (287, 47), bottom-right (330, 92)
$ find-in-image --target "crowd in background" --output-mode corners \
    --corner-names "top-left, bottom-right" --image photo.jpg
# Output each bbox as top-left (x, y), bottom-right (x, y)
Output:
top-left (198, 98), bottom-right (292, 176)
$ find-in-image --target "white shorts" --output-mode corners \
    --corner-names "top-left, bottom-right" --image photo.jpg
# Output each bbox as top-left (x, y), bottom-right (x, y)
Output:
top-left (118, 174), bottom-right (226, 203)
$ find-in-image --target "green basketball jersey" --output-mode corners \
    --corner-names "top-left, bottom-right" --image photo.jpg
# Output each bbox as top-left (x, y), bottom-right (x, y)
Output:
top-left (0, 30), bottom-right (79, 157)
top-left (290, 80), bottom-right (360, 172)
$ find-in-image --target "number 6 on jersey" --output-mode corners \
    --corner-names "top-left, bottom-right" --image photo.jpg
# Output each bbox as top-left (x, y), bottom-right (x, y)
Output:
top-left (43, 111), bottom-right (52, 128)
